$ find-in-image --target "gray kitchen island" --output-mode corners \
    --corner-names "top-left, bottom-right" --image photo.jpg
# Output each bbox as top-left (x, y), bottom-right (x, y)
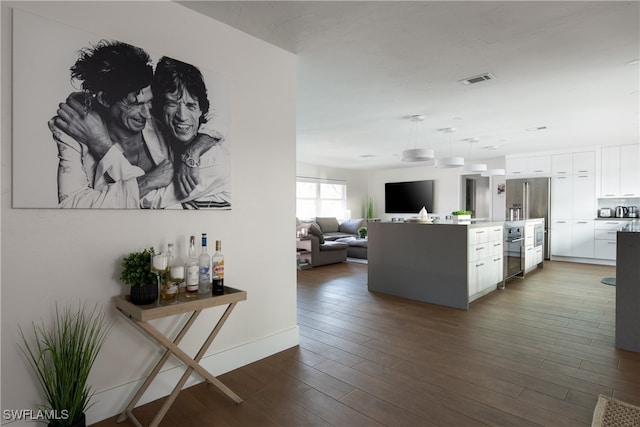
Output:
top-left (367, 220), bottom-right (505, 310)
top-left (616, 220), bottom-right (640, 352)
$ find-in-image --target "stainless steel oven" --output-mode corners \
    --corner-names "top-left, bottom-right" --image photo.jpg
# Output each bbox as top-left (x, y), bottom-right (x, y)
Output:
top-left (504, 224), bottom-right (524, 282)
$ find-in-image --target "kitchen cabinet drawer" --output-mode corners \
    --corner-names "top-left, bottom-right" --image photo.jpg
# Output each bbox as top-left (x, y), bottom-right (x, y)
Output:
top-left (595, 240), bottom-right (617, 260)
top-left (595, 220), bottom-right (628, 231)
top-left (468, 227), bottom-right (490, 244)
top-left (468, 243), bottom-right (490, 262)
top-left (595, 229), bottom-right (617, 241)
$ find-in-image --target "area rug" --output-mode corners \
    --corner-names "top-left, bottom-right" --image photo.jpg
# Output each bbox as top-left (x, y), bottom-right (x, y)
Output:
top-left (601, 277), bottom-right (616, 286)
top-left (592, 394), bottom-right (640, 427)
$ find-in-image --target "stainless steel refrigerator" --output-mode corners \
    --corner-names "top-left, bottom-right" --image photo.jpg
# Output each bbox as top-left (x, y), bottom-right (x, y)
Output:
top-left (506, 178), bottom-right (551, 259)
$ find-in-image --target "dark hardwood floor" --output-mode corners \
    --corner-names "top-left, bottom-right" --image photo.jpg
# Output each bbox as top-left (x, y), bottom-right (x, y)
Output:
top-left (93, 260), bottom-right (640, 426)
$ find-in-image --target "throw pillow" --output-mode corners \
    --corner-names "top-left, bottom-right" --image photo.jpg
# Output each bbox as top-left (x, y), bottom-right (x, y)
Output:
top-left (339, 218), bottom-right (365, 235)
top-left (315, 217), bottom-right (339, 233)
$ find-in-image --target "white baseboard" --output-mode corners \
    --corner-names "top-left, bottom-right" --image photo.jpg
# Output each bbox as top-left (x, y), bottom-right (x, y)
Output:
top-left (550, 256), bottom-right (616, 266)
top-left (86, 326), bottom-right (299, 425)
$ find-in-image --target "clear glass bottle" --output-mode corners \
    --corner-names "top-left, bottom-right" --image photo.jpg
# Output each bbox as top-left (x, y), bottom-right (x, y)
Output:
top-left (212, 240), bottom-right (224, 295)
top-left (161, 243), bottom-right (178, 303)
top-left (185, 236), bottom-right (199, 298)
top-left (198, 233), bottom-right (211, 294)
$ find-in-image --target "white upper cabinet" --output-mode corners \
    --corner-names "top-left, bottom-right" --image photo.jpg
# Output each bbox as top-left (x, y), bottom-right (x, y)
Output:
top-left (572, 152), bottom-right (595, 174)
top-left (620, 144), bottom-right (640, 197)
top-left (552, 151), bottom-right (594, 175)
top-left (551, 153), bottom-right (572, 175)
top-left (507, 155), bottom-right (551, 177)
top-left (600, 145), bottom-right (640, 198)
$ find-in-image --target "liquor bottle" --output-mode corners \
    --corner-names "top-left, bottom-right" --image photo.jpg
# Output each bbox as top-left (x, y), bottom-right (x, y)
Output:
top-left (198, 233), bottom-right (211, 294)
top-left (185, 236), bottom-right (199, 298)
top-left (160, 243), bottom-right (178, 303)
top-left (212, 240), bottom-right (224, 295)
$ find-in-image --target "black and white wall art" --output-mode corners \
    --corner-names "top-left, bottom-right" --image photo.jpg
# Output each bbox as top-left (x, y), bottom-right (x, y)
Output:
top-left (12, 9), bottom-right (231, 209)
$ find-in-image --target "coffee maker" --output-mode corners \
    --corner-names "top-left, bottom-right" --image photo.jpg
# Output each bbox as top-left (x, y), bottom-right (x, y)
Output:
top-left (628, 206), bottom-right (639, 218)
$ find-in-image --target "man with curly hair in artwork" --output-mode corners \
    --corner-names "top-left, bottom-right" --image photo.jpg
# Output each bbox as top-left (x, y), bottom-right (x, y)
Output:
top-left (49, 40), bottom-right (217, 208)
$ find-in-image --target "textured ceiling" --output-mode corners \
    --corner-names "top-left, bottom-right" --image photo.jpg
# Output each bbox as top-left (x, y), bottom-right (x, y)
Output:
top-left (180, 1), bottom-right (640, 170)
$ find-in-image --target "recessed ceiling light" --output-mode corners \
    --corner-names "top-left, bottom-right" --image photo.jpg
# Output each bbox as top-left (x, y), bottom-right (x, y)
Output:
top-left (360, 154), bottom-right (376, 158)
top-left (526, 126), bottom-right (548, 132)
top-left (626, 59), bottom-right (640, 65)
top-left (437, 127), bottom-right (456, 133)
top-left (463, 138), bottom-right (479, 143)
top-left (483, 145), bottom-right (499, 150)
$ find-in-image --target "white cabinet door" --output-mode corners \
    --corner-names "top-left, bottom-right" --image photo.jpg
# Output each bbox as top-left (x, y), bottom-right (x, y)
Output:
top-left (620, 144), bottom-right (640, 197)
top-left (572, 151), bottom-right (595, 174)
top-left (487, 256), bottom-right (503, 291)
top-left (506, 157), bottom-right (528, 176)
top-left (551, 176), bottom-right (572, 219)
top-left (534, 247), bottom-right (543, 265)
top-left (524, 245), bottom-right (535, 270)
top-left (551, 220), bottom-right (572, 257)
top-left (572, 174), bottom-right (595, 220)
top-left (601, 146), bottom-right (620, 197)
top-left (528, 155), bottom-right (551, 176)
top-left (572, 220), bottom-right (594, 258)
top-left (468, 261), bottom-right (489, 296)
top-left (552, 153), bottom-right (572, 175)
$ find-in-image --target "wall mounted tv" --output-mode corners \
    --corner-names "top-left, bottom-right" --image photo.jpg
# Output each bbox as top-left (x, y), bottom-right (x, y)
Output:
top-left (385, 180), bottom-right (434, 214)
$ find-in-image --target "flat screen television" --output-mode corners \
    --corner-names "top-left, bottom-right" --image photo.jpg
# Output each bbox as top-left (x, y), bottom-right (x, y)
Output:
top-left (385, 180), bottom-right (434, 214)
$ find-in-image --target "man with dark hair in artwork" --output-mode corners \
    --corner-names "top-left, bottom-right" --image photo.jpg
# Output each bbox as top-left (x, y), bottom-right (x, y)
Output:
top-left (49, 40), bottom-right (217, 208)
top-left (141, 56), bottom-right (230, 209)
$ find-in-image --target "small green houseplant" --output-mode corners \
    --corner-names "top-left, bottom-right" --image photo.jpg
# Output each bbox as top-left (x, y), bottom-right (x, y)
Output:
top-left (19, 302), bottom-right (111, 427)
top-left (357, 226), bottom-right (368, 238)
top-left (451, 210), bottom-right (472, 223)
top-left (120, 248), bottom-right (159, 304)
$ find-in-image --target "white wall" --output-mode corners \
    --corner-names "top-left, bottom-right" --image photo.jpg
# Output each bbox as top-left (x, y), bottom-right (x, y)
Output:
top-left (368, 157), bottom-right (506, 221)
top-left (1, 2), bottom-right (297, 425)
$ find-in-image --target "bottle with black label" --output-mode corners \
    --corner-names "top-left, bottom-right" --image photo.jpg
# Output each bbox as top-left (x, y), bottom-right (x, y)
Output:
top-left (212, 240), bottom-right (224, 295)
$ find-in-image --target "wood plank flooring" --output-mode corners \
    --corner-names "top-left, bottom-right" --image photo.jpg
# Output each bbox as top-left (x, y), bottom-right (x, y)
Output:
top-left (92, 260), bottom-right (640, 427)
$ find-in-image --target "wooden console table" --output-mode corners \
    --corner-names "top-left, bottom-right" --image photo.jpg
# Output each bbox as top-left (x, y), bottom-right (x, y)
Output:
top-left (114, 287), bottom-right (247, 427)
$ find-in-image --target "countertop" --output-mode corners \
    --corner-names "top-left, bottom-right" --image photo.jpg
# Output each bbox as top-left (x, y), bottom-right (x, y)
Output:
top-left (620, 220), bottom-right (640, 232)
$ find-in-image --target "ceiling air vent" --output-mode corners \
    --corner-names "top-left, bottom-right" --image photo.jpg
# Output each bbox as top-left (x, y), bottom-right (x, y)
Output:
top-left (459, 73), bottom-right (495, 85)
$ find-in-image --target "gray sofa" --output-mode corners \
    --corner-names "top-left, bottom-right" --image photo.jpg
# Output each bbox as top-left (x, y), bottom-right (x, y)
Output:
top-left (296, 217), bottom-right (367, 266)
top-left (314, 217), bottom-right (366, 241)
top-left (296, 221), bottom-right (348, 267)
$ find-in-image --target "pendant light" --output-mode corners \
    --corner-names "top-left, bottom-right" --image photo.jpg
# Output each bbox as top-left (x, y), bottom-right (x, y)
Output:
top-left (435, 127), bottom-right (464, 168)
top-left (463, 138), bottom-right (487, 173)
top-left (401, 115), bottom-right (434, 162)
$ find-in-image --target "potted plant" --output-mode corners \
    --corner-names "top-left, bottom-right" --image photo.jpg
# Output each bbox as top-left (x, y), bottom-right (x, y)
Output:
top-left (120, 248), bottom-right (159, 305)
top-left (451, 210), bottom-right (472, 223)
top-left (365, 196), bottom-right (374, 220)
top-left (357, 226), bottom-right (368, 239)
top-left (19, 302), bottom-right (111, 427)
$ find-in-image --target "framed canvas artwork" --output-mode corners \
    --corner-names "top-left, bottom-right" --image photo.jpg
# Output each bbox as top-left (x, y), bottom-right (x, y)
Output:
top-left (12, 10), bottom-right (231, 210)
